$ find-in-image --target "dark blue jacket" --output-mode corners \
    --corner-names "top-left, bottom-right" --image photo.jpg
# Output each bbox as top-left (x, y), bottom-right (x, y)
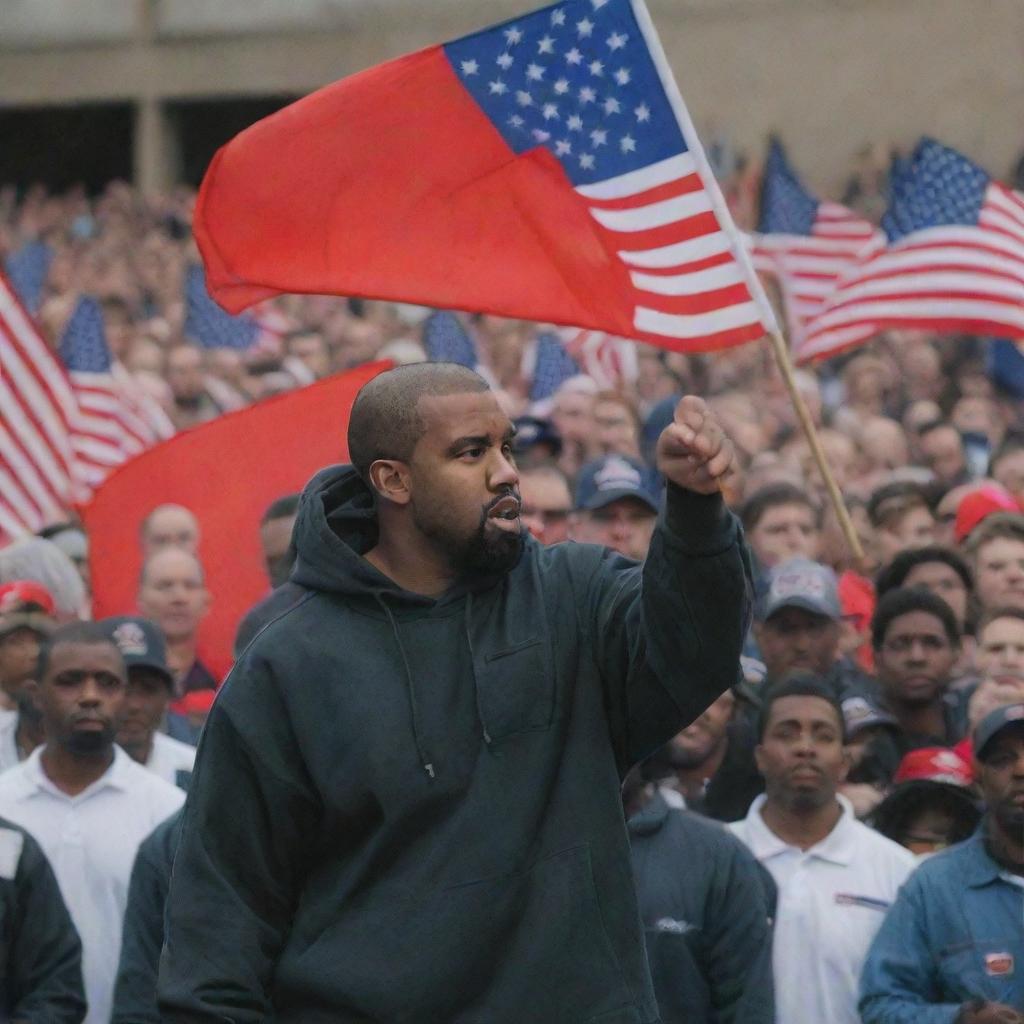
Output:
top-left (628, 792), bottom-right (774, 1024)
top-left (860, 828), bottom-right (1024, 1023)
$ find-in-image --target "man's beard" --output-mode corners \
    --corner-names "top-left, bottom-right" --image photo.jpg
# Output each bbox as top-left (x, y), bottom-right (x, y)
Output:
top-left (413, 492), bottom-right (525, 580)
top-left (64, 720), bottom-right (116, 756)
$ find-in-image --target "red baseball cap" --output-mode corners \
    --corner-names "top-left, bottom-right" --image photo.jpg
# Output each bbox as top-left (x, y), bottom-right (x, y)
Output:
top-left (894, 747), bottom-right (973, 788)
top-left (955, 485), bottom-right (1021, 543)
top-left (0, 581), bottom-right (56, 617)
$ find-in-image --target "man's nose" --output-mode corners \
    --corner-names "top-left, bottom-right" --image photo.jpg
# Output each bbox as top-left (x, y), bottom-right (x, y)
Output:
top-left (490, 451), bottom-right (519, 490)
top-left (79, 677), bottom-right (103, 706)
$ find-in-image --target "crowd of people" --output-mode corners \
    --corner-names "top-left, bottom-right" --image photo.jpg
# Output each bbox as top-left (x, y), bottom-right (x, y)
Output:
top-left (0, 140), bottom-right (1023, 1022)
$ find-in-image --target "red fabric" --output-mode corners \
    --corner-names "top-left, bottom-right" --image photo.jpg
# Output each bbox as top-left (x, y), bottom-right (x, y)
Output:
top-left (80, 362), bottom-right (388, 676)
top-left (838, 570), bottom-right (875, 672)
top-left (194, 47), bottom-right (765, 355)
top-left (894, 746), bottom-right (973, 787)
top-left (954, 484), bottom-right (1021, 543)
top-left (0, 581), bottom-right (56, 616)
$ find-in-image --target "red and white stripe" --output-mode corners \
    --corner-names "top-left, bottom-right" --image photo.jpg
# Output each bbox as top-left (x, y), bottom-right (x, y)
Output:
top-left (577, 152), bottom-right (774, 352)
top-left (750, 201), bottom-right (884, 356)
top-left (0, 274), bottom-right (84, 542)
top-left (560, 328), bottom-right (638, 390)
top-left (799, 183), bottom-right (1024, 363)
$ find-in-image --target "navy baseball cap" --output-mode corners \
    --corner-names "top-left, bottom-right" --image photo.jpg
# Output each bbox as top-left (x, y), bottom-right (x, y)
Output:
top-left (574, 454), bottom-right (660, 514)
top-left (513, 417), bottom-right (562, 458)
top-left (841, 695), bottom-right (899, 738)
top-left (103, 616), bottom-right (173, 688)
top-left (974, 703), bottom-right (1024, 762)
top-left (758, 559), bottom-right (842, 622)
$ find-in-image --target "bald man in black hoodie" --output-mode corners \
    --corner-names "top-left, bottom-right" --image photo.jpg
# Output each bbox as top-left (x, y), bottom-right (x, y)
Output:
top-left (160, 363), bottom-right (753, 1024)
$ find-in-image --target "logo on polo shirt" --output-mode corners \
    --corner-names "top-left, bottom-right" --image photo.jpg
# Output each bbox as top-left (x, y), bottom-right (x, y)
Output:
top-left (985, 952), bottom-right (1014, 977)
top-left (112, 622), bottom-right (148, 657)
top-left (834, 893), bottom-right (891, 911)
top-left (595, 456), bottom-right (642, 493)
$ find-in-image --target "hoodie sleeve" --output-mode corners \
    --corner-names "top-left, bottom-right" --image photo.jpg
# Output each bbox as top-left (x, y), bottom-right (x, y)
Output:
top-left (6, 827), bottom-right (87, 1024)
top-left (157, 653), bottom-right (322, 1023)
top-left (584, 483), bottom-right (753, 773)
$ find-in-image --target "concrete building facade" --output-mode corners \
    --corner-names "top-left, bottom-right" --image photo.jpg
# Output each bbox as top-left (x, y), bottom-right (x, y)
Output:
top-left (0, 0), bottom-right (1021, 195)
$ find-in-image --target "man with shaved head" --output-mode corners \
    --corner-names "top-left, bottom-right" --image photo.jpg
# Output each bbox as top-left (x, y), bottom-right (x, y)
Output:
top-left (139, 504), bottom-right (200, 557)
top-left (161, 362), bottom-right (754, 1023)
top-left (136, 548), bottom-right (214, 697)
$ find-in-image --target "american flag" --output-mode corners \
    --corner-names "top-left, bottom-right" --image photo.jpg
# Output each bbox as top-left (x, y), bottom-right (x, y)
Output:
top-left (750, 139), bottom-right (883, 353)
top-left (443, 0), bottom-right (776, 352)
top-left (184, 263), bottom-right (288, 355)
top-left (4, 240), bottom-right (53, 315)
top-left (58, 297), bottom-right (171, 490)
top-left (423, 311), bottom-right (478, 367)
top-left (560, 327), bottom-right (638, 389)
top-left (0, 273), bottom-right (84, 541)
top-left (530, 330), bottom-right (580, 400)
top-left (799, 138), bottom-right (1024, 362)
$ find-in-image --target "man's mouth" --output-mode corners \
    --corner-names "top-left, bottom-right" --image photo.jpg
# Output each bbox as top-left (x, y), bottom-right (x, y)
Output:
top-left (488, 495), bottom-right (522, 522)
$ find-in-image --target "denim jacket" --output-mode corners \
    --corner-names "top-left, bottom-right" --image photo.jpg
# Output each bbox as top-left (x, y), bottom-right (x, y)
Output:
top-left (860, 830), bottom-right (1024, 1023)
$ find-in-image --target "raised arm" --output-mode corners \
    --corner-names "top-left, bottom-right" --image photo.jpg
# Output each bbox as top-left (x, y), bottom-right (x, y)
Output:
top-left (584, 396), bottom-right (753, 771)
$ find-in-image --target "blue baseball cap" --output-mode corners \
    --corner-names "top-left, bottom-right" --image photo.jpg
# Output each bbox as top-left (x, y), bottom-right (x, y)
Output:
top-left (513, 416), bottom-right (562, 458)
top-left (758, 558), bottom-right (842, 622)
top-left (974, 703), bottom-right (1024, 762)
top-left (574, 454), bottom-right (660, 514)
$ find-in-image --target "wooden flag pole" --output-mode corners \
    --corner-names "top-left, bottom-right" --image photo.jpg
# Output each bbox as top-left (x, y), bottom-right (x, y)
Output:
top-left (767, 329), bottom-right (865, 566)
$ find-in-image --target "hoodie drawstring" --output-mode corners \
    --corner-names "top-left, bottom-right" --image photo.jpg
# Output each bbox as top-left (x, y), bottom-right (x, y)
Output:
top-left (378, 597), bottom-right (436, 780)
top-left (464, 591), bottom-right (492, 746)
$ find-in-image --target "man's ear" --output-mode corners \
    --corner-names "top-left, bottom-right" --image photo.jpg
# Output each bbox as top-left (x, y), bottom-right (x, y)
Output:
top-left (368, 460), bottom-right (412, 506)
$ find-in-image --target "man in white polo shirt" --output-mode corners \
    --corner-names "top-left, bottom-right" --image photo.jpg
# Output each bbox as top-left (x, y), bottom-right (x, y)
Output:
top-left (105, 616), bottom-right (196, 788)
top-left (730, 674), bottom-right (916, 1024)
top-left (0, 621), bottom-right (184, 1024)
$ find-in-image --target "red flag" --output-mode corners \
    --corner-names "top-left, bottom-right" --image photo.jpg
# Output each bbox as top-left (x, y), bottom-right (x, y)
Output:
top-left (80, 362), bottom-right (388, 676)
top-left (195, 0), bottom-right (775, 355)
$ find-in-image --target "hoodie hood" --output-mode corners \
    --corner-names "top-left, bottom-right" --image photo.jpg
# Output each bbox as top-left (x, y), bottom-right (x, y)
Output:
top-left (290, 463), bottom-right (520, 610)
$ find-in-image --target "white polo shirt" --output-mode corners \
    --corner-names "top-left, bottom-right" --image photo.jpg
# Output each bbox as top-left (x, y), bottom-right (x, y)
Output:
top-left (0, 709), bottom-right (19, 773)
top-left (144, 731), bottom-right (196, 786)
top-left (730, 794), bottom-right (916, 1024)
top-left (0, 745), bottom-right (184, 1024)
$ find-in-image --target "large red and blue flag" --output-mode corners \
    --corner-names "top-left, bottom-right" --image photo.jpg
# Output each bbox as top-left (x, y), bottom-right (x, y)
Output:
top-left (799, 138), bottom-right (1024, 362)
top-left (195, 0), bottom-right (776, 354)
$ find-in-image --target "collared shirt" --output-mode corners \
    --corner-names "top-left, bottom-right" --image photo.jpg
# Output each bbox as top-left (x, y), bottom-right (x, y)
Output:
top-left (0, 746), bottom-right (184, 1024)
top-left (730, 794), bottom-right (916, 1024)
top-left (860, 829), bottom-right (1024, 1023)
top-left (0, 710), bottom-right (19, 774)
top-left (144, 732), bottom-right (196, 788)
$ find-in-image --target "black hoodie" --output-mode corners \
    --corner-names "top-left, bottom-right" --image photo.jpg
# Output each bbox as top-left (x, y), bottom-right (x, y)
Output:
top-left (159, 465), bottom-right (753, 1024)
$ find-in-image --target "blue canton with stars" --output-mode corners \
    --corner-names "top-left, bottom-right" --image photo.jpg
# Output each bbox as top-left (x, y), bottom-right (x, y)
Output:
top-left (58, 296), bottom-right (113, 372)
top-left (444, 0), bottom-right (684, 187)
top-left (757, 137), bottom-right (818, 236)
top-left (881, 138), bottom-right (989, 243)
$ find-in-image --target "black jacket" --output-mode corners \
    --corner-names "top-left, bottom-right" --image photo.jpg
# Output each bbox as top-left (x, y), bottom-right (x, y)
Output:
top-left (628, 794), bottom-right (774, 1024)
top-left (112, 809), bottom-right (182, 1024)
top-left (159, 464), bottom-right (753, 1023)
top-left (0, 815), bottom-right (85, 1023)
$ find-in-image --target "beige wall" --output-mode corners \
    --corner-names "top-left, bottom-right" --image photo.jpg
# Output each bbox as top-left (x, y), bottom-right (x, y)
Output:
top-left (0, 0), bottom-right (1020, 193)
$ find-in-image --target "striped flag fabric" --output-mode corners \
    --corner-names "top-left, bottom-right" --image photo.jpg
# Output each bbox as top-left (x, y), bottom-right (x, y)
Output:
top-left (0, 273), bottom-right (84, 542)
top-left (750, 139), bottom-right (883, 351)
top-left (184, 264), bottom-right (289, 356)
top-left (799, 138), bottom-right (1024, 362)
top-left (194, 0), bottom-right (777, 356)
top-left (58, 297), bottom-right (171, 489)
top-left (560, 327), bottom-right (639, 389)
